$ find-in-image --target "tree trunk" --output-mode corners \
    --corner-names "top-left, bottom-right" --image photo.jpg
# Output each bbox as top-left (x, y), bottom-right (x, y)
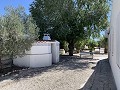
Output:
top-left (68, 42), bottom-right (74, 56)
top-left (60, 41), bottom-right (64, 49)
top-left (104, 46), bottom-right (107, 53)
top-left (0, 56), bottom-right (3, 73)
top-left (10, 54), bottom-right (14, 68)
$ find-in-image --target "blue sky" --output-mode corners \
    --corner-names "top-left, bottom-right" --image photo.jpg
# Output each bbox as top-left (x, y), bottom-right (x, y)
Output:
top-left (0, 0), bottom-right (34, 15)
top-left (0, 0), bottom-right (110, 39)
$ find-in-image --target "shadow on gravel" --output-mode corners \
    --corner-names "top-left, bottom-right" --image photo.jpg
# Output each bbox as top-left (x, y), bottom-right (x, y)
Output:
top-left (0, 55), bottom-right (98, 82)
top-left (79, 59), bottom-right (117, 90)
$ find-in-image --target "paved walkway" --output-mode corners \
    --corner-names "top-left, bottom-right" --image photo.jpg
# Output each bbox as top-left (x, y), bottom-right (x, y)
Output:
top-left (81, 59), bottom-right (117, 90)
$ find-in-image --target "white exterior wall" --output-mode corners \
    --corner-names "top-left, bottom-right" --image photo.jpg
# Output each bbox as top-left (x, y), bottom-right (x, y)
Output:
top-left (31, 43), bottom-right (51, 54)
top-left (13, 41), bottom-right (59, 68)
top-left (51, 41), bottom-right (60, 63)
top-left (30, 54), bottom-right (52, 67)
top-left (14, 55), bottom-right (30, 67)
top-left (109, 0), bottom-right (120, 89)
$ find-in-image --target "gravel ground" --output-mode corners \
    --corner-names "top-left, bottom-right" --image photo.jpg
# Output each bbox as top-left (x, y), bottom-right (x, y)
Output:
top-left (0, 55), bottom-right (107, 90)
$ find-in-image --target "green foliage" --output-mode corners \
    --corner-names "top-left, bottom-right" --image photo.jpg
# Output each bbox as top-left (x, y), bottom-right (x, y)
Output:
top-left (99, 36), bottom-right (108, 47)
top-left (0, 6), bottom-right (38, 61)
top-left (99, 36), bottom-right (108, 53)
top-left (75, 40), bottom-right (87, 51)
top-left (87, 39), bottom-right (98, 51)
top-left (30, 0), bottom-right (110, 55)
top-left (75, 38), bottom-right (98, 51)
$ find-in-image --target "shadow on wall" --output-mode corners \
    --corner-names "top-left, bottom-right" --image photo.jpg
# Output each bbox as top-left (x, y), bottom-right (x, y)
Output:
top-left (79, 59), bottom-right (117, 90)
top-left (0, 55), bottom-right (97, 82)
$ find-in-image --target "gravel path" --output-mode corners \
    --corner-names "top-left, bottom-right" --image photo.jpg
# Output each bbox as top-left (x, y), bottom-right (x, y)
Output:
top-left (0, 55), bottom-right (105, 90)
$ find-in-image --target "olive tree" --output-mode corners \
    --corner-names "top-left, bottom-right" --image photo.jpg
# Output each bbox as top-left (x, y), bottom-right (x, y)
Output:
top-left (0, 6), bottom-right (38, 70)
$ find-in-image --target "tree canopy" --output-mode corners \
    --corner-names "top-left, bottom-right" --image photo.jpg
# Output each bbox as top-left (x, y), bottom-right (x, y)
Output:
top-left (30, 0), bottom-right (110, 55)
top-left (0, 6), bottom-right (38, 69)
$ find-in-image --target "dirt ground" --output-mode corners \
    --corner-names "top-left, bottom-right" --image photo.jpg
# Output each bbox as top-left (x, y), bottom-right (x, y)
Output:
top-left (0, 54), bottom-right (108, 90)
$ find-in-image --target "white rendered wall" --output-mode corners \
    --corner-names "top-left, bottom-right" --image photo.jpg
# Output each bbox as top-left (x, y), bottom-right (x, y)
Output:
top-left (30, 54), bottom-right (52, 67)
top-left (13, 42), bottom-right (52, 68)
top-left (13, 41), bottom-right (60, 68)
top-left (31, 43), bottom-right (51, 54)
top-left (51, 41), bottom-right (60, 63)
top-left (109, 0), bottom-right (120, 89)
top-left (13, 55), bottom-right (30, 67)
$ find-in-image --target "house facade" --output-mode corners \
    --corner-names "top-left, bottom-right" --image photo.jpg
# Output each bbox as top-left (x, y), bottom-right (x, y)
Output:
top-left (108, 0), bottom-right (120, 89)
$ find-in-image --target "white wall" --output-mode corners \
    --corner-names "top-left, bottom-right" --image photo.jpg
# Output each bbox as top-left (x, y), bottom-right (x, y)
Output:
top-left (13, 41), bottom-right (59, 68)
top-left (13, 55), bottom-right (30, 67)
top-left (13, 42), bottom-right (52, 68)
top-left (51, 41), bottom-right (60, 63)
top-left (109, 0), bottom-right (120, 89)
top-left (31, 43), bottom-right (51, 54)
top-left (30, 54), bottom-right (52, 67)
